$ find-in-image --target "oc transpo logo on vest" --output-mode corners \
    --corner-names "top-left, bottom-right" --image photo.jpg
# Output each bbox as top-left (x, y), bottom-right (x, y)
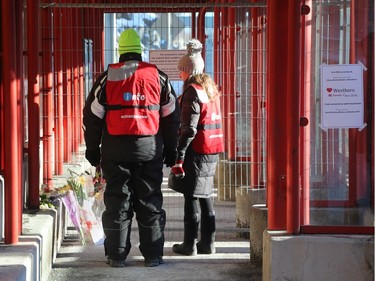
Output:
top-left (123, 92), bottom-right (146, 101)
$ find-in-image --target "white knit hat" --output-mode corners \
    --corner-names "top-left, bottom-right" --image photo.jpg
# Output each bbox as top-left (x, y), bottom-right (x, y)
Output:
top-left (178, 39), bottom-right (205, 75)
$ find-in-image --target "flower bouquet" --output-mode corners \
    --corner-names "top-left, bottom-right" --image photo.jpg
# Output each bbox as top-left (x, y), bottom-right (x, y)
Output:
top-left (41, 166), bottom-right (106, 245)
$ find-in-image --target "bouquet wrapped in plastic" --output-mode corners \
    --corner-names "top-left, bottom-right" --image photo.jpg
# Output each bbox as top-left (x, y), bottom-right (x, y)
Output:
top-left (62, 167), bottom-right (106, 245)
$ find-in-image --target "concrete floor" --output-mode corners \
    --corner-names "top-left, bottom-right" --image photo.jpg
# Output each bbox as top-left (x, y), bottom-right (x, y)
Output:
top-left (46, 148), bottom-right (262, 281)
top-left (47, 178), bottom-right (262, 281)
top-left (47, 233), bottom-right (262, 281)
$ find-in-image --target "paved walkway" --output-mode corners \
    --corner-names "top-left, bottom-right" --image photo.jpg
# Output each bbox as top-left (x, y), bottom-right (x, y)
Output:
top-left (47, 164), bottom-right (262, 281)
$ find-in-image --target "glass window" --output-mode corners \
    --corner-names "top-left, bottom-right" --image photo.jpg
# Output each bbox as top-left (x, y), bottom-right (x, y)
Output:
top-left (304, 0), bottom-right (374, 227)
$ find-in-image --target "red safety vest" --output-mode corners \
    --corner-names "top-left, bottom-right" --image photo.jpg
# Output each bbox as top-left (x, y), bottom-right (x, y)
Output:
top-left (190, 84), bottom-right (224, 154)
top-left (105, 61), bottom-right (160, 136)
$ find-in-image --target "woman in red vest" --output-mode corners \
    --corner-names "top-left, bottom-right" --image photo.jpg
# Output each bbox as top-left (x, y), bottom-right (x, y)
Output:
top-left (171, 39), bottom-right (224, 255)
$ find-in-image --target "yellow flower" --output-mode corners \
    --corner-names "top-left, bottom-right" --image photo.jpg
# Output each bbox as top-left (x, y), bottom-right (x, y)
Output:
top-left (78, 176), bottom-right (86, 187)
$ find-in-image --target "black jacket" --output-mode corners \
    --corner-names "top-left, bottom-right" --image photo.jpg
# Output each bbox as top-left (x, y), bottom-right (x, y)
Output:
top-left (82, 53), bottom-right (180, 162)
top-left (177, 84), bottom-right (219, 197)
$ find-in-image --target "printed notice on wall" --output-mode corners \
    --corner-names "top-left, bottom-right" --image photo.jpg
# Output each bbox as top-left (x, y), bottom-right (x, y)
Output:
top-left (320, 64), bottom-right (365, 129)
top-left (149, 50), bottom-right (186, 80)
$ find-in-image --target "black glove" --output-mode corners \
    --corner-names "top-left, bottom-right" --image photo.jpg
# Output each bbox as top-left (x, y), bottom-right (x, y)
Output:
top-left (163, 149), bottom-right (177, 168)
top-left (85, 148), bottom-right (101, 167)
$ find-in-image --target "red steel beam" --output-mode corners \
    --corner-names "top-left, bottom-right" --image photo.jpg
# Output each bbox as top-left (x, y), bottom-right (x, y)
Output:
top-left (54, 6), bottom-right (64, 175)
top-left (42, 8), bottom-right (55, 190)
top-left (27, 0), bottom-right (41, 208)
top-left (2, 0), bottom-right (21, 243)
top-left (300, 0), bottom-right (312, 225)
top-left (62, 8), bottom-right (73, 162)
top-left (350, 0), bottom-right (373, 208)
top-left (15, 0), bottom-right (24, 231)
top-left (286, 0), bottom-right (301, 234)
top-left (222, 6), bottom-right (236, 160)
top-left (228, 4), bottom-right (236, 160)
top-left (266, 0), bottom-right (288, 230)
top-left (250, 7), bottom-right (261, 187)
top-left (72, 8), bottom-right (80, 153)
top-left (197, 8), bottom-right (206, 46)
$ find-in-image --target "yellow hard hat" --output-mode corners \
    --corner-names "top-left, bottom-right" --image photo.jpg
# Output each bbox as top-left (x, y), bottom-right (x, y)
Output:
top-left (118, 29), bottom-right (142, 55)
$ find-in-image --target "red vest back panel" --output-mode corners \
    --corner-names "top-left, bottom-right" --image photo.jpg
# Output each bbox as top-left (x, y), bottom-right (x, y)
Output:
top-left (190, 84), bottom-right (224, 154)
top-left (105, 61), bottom-right (160, 136)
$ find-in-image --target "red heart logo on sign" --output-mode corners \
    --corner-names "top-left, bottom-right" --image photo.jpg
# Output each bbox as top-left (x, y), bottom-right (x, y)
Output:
top-left (327, 88), bottom-right (332, 93)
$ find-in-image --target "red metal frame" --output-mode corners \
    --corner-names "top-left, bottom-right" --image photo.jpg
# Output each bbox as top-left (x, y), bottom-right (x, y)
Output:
top-left (249, 6), bottom-right (267, 189)
top-left (2, 0), bottom-right (21, 244)
top-left (300, 0), bottom-right (311, 226)
top-left (54, 6), bottom-right (65, 176)
top-left (1, 0), bottom-right (373, 244)
top-left (220, 4), bottom-right (237, 161)
top-left (285, 0), bottom-right (302, 234)
top-left (15, 0), bottom-right (24, 229)
top-left (349, 0), bottom-right (373, 208)
top-left (62, 8), bottom-right (73, 163)
top-left (27, 0), bottom-right (41, 208)
top-left (300, 0), bottom-right (374, 233)
top-left (42, 8), bottom-right (55, 190)
top-left (301, 225), bottom-right (374, 235)
top-left (250, 7), bottom-right (260, 186)
top-left (266, 0), bottom-right (288, 230)
top-left (72, 10), bottom-right (79, 154)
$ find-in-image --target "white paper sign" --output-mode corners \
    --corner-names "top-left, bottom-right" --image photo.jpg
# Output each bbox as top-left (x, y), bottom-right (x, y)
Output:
top-left (149, 50), bottom-right (186, 80)
top-left (320, 64), bottom-right (364, 129)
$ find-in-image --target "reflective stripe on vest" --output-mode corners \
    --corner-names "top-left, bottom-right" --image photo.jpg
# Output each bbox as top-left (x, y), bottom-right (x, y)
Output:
top-left (105, 61), bottom-right (160, 136)
top-left (190, 84), bottom-right (224, 154)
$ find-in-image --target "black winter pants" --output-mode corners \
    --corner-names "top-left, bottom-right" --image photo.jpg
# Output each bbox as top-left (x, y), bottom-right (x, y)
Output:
top-left (101, 157), bottom-right (165, 261)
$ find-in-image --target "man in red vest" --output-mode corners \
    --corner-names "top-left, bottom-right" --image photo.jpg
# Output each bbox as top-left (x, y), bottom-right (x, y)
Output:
top-left (83, 28), bottom-right (180, 267)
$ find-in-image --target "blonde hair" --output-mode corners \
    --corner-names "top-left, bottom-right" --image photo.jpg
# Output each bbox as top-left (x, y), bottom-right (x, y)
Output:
top-left (184, 73), bottom-right (220, 102)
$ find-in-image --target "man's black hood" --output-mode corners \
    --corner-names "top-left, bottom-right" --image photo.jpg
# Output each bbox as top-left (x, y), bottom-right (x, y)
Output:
top-left (119, 53), bottom-right (142, 62)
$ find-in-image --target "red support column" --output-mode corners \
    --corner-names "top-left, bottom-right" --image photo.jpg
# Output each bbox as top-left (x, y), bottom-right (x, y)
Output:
top-left (72, 8), bottom-right (80, 153)
top-left (54, 6), bottom-right (64, 175)
top-left (78, 9), bottom-right (84, 145)
top-left (286, 0), bottom-right (302, 234)
top-left (228, 5), bottom-right (237, 159)
top-left (42, 8), bottom-right (55, 190)
top-left (300, 0), bottom-right (312, 225)
top-left (222, 6), bottom-right (236, 160)
top-left (90, 6), bottom-right (104, 77)
top-left (221, 7), bottom-right (228, 156)
top-left (191, 12), bottom-right (196, 39)
top-left (79, 9), bottom-right (85, 145)
top-left (213, 7), bottom-right (220, 85)
top-left (100, 9), bottom-right (105, 74)
top-left (79, 64), bottom-right (85, 144)
top-left (350, 0), bottom-right (373, 206)
top-left (27, 0), bottom-right (41, 208)
top-left (250, 7), bottom-right (261, 188)
top-left (62, 8), bottom-right (72, 162)
top-left (0, 60), bottom-right (3, 172)
top-left (14, 0), bottom-right (24, 230)
top-left (266, 0), bottom-right (288, 230)
top-left (197, 8), bottom-right (206, 45)
top-left (2, 0), bottom-right (21, 243)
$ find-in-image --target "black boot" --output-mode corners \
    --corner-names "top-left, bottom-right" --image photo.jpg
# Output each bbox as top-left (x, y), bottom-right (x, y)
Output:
top-left (197, 215), bottom-right (216, 254)
top-left (172, 221), bottom-right (198, 256)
